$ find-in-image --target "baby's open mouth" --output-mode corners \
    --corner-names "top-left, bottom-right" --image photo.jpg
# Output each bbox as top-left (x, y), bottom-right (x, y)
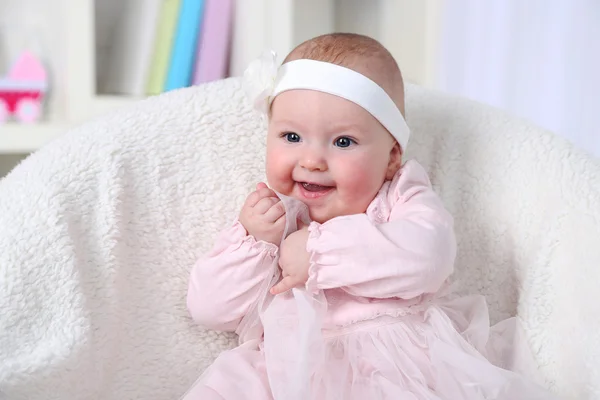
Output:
top-left (300, 182), bottom-right (333, 192)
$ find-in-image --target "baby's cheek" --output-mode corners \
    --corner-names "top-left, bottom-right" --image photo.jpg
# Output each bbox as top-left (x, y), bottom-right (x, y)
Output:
top-left (266, 151), bottom-right (282, 177)
top-left (266, 153), bottom-right (293, 193)
top-left (340, 163), bottom-right (381, 203)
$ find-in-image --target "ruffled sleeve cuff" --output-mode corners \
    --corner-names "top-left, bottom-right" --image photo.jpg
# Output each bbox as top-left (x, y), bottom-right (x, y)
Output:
top-left (304, 220), bottom-right (344, 294)
top-left (226, 220), bottom-right (279, 258)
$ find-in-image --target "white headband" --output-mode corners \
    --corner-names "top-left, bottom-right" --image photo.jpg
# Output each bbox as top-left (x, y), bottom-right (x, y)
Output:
top-left (243, 51), bottom-right (410, 149)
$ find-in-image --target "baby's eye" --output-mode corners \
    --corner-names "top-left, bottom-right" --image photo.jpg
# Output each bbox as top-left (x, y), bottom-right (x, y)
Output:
top-left (334, 136), bottom-right (356, 148)
top-left (283, 132), bottom-right (301, 143)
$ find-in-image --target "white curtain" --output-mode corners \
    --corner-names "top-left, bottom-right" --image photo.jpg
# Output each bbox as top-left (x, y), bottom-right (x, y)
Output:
top-left (435, 0), bottom-right (600, 157)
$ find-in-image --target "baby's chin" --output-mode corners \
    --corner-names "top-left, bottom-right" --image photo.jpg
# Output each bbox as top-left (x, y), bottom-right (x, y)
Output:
top-left (278, 188), bottom-right (365, 223)
top-left (308, 213), bottom-right (329, 224)
top-left (307, 207), bottom-right (346, 224)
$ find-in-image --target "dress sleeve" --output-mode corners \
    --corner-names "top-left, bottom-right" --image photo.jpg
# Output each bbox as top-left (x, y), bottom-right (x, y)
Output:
top-left (305, 162), bottom-right (456, 299)
top-left (187, 221), bottom-right (278, 332)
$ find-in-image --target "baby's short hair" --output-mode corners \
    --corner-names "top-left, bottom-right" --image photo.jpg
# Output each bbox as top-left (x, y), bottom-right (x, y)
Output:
top-left (284, 33), bottom-right (405, 115)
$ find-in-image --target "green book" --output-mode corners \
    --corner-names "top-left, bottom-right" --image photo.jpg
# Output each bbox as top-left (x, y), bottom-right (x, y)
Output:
top-left (146, 0), bottom-right (181, 95)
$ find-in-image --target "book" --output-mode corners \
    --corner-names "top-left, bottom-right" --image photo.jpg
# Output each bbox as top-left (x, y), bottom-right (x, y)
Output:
top-left (164, 0), bottom-right (206, 91)
top-left (192, 0), bottom-right (233, 84)
top-left (103, 0), bottom-right (162, 96)
top-left (146, 0), bottom-right (182, 95)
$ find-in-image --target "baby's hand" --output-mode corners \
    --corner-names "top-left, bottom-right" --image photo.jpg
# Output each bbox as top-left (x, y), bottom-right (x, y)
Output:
top-left (271, 226), bottom-right (310, 295)
top-left (239, 183), bottom-right (286, 245)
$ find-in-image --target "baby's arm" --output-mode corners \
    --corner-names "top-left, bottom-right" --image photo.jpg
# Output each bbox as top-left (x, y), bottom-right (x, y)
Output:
top-left (187, 183), bottom-right (285, 332)
top-left (187, 222), bottom-right (277, 332)
top-left (305, 162), bottom-right (456, 299)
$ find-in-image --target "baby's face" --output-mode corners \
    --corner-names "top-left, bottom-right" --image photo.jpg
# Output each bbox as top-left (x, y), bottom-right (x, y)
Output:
top-left (266, 89), bottom-right (398, 223)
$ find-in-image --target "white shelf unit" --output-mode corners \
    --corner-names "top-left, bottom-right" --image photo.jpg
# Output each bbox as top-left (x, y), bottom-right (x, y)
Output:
top-left (0, 123), bottom-right (68, 153)
top-left (0, 0), bottom-right (441, 176)
top-left (0, 0), bottom-right (142, 162)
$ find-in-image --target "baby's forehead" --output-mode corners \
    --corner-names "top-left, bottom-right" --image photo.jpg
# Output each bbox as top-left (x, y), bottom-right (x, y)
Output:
top-left (270, 90), bottom-right (383, 130)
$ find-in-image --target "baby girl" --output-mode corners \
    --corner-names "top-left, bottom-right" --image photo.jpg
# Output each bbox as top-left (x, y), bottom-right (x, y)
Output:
top-left (182, 33), bottom-right (556, 399)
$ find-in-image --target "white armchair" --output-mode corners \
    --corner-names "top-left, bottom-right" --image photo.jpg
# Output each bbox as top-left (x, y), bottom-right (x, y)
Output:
top-left (0, 78), bottom-right (598, 400)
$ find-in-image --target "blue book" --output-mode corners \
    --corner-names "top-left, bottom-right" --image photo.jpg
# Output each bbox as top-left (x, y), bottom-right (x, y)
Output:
top-left (164, 0), bottom-right (206, 91)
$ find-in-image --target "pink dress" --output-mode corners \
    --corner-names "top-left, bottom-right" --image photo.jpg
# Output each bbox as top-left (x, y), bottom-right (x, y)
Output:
top-left (182, 160), bottom-right (556, 400)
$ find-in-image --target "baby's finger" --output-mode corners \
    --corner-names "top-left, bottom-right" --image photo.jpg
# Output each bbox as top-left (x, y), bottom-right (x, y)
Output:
top-left (256, 182), bottom-right (268, 191)
top-left (245, 189), bottom-right (275, 209)
top-left (254, 196), bottom-right (279, 214)
top-left (270, 276), bottom-right (298, 295)
top-left (258, 187), bottom-right (278, 199)
top-left (246, 187), bottom-right (278, 207)
top-left (264, 200), bottom-right (285, 222)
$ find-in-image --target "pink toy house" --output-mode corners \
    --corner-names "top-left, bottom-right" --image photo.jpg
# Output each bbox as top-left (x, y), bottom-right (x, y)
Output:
top-left (0, 51), bottom-right (48, 123)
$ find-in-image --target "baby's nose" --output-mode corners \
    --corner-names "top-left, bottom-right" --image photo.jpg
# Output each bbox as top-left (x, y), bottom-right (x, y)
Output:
top-left (299, 148), bottom-right (327, 171)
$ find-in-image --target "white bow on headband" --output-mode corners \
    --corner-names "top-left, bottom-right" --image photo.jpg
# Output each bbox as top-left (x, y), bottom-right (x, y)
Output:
top-left (242, 50), bottom-right (279, 115)
top-left (242, 50), bottom-right (410, 149)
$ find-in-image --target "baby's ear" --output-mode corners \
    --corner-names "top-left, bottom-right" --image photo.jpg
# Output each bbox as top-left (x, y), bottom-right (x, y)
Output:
top-left (385, 143), bottom-right (403, 180)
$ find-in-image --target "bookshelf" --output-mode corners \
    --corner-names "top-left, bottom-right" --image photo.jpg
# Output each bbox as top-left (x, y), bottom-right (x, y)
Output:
top-left (0, 0), bottom-right (441, 176)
